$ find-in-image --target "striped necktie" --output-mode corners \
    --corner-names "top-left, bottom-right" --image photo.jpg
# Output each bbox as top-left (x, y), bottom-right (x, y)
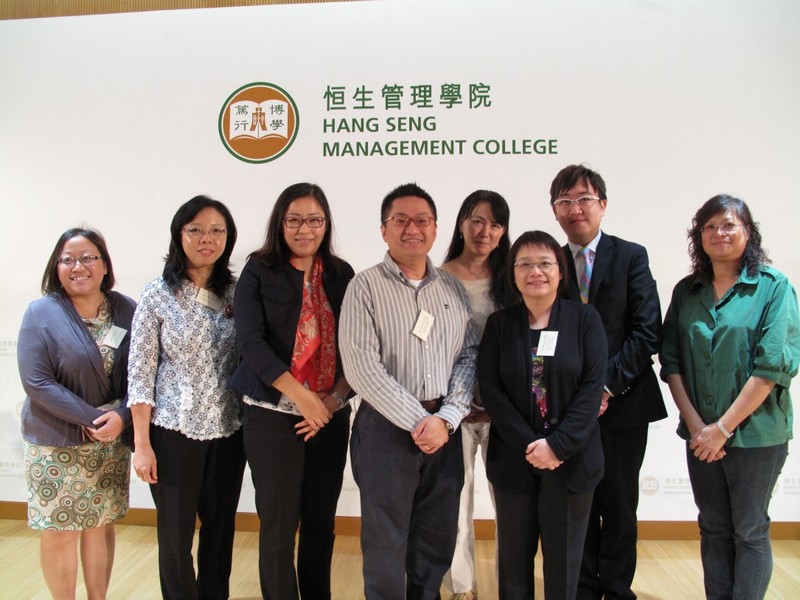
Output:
top-left (577, 247), bottom-right (593, 303)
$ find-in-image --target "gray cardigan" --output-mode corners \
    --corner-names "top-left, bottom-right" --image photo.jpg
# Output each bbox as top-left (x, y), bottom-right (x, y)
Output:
top-left (18, 292), bottom-right (136, 446)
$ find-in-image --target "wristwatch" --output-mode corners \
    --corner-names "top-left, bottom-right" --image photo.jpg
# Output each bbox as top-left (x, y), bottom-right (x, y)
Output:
top-left (330, 391), bottom-right (348, 409)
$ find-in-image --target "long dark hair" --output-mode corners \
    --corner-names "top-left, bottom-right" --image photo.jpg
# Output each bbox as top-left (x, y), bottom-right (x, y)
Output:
top-left (251, 182), bottom-right (344, 274)
top-left (163, 195), bottom-right (237, 297)
top-left (506, 230), bottom-right (568, 302)
top-left (688, 194), bottom-right (768, 280)
top-left (444, 190), bottom-right (512, 308)
top-left (41, 227), bottom-right (115, 296)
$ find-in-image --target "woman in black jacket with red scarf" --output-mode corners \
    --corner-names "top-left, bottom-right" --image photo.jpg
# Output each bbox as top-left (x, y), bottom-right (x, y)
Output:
top-left (479, 230), bottom-right (607, 600)
top-left (229, 183), bottom-right (354, 600)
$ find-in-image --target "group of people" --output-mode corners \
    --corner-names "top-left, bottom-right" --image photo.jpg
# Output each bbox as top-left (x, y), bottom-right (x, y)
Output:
top-left (17, 164), bottom-right (798, 600)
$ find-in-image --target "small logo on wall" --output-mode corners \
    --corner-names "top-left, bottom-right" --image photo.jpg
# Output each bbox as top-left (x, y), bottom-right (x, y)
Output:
top-left (640, 476), bottom-right (660, 496)
top-left (218, 82), bottom-right (299, 163)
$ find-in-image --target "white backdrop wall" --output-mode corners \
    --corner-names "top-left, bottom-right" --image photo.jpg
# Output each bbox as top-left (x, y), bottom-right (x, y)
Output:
top-left (1, 0), bottom-right (798, 521)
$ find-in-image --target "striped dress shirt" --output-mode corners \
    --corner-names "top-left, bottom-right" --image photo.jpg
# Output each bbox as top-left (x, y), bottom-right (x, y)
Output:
top-left (340, 252), bottom-right (478, 432)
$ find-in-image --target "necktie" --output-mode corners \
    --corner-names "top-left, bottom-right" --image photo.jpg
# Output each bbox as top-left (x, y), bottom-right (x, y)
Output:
top-left (578, 247), bottom-right (592, 303)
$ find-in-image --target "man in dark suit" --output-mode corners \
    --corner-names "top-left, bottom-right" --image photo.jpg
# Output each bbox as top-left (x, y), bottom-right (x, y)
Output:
top-left (550, 164), bottom-right (668, 600)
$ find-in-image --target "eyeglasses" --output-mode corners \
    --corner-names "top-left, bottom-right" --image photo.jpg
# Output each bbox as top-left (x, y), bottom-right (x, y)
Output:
top-left (283, 216), bottom-right (327, 229)
top-left (183, 226), bottom-right (227, 237)
top-left (383, 215), bottom-right (435, 228)
top-left (514, 260), bottom-right (557, 273)
top-left (701, 222), bottom-right (743, 236)
top-left (58, 255), bottom-right (103, 267)
top-left (553, 195), bottom-right (601, 209)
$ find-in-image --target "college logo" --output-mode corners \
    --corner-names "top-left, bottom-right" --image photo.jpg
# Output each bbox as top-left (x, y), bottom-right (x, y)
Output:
top-left (640, 476), bottom-right (660, 496)
top-left (218, 82), bottom-right (299, 163)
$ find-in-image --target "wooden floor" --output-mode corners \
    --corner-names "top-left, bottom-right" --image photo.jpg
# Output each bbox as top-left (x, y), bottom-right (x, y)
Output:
top-left (0, 519), bottom-right (798, 599)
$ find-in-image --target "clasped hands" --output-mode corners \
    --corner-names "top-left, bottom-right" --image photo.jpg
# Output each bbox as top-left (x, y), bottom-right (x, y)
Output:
top-left (526, 438), bottom-right (563, 470)
top-left (294, 390), bottom-right (335, 441)
top-left (689, 422), bottom-right (728, 463)
top-left (412, 416), bottom-right (450, 455)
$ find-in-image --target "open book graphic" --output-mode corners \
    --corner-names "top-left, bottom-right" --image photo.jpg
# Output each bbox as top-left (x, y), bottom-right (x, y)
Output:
top-left (228, 100), bottom-right (289, 140)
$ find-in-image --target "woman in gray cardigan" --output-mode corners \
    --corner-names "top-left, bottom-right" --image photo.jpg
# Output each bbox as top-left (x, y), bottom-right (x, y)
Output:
top-left (18, 227), bottom-right (135, 600)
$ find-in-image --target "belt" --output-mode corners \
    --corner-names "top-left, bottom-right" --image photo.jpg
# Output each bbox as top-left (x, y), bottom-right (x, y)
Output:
top-left (420, 398), bottom-right (443, 413)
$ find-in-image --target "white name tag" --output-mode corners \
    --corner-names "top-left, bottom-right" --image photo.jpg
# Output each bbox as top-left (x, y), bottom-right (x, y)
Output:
top-left (537, 331), bottom-right (558, 356)
top-left (196, 288), bottom-right (223, 311)
top-left (412, 309), bottom-right (435, 342)
top-left (102, 325), bottom-right (128, 349)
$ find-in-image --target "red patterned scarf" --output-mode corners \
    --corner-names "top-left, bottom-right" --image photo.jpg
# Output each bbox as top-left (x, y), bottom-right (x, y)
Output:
top-left (289, 255), bottom-right (336, 392)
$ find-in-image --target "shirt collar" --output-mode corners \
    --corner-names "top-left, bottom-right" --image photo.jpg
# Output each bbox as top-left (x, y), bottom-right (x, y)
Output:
top-left (567, 230), bottom-right (603, 257)
top-left (690, 264), bottom-right (762, 290)
top-left (382, 251), bottom-right (438, 285)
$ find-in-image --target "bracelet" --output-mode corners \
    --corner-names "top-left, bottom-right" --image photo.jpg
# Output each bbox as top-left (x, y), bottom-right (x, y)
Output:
top-left (330, 391), bottom-right (348, 409)
top-left (715, 419), bottom-right (734, 439)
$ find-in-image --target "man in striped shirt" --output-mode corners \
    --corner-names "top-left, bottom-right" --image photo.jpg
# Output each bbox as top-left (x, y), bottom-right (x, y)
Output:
top-left (340, 182), bottom-right (478, 600)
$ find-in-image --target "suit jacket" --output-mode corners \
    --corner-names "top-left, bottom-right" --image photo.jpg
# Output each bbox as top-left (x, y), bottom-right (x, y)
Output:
top-left (18, 292), bottom-right (136, 446)
top-left (228, 256), bottom-right (355, 405)
top-left (563, 233), bottom-right (667, 429)
top-left (479, 298), bottom-right (607, 495)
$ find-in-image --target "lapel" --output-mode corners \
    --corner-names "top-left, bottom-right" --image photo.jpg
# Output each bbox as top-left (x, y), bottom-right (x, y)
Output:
top-left (511, 303), bottom-right (535, 425)
top-left (562, 244), bottom-right (581, 302)
top-left (588, 233), bottom-right (614, 304)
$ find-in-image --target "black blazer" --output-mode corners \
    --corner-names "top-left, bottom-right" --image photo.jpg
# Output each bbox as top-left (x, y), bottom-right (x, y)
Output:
top-left (228, 257), bottom-right (355, 405)
top-left (479, 297), bottom-right (607, 495)
top-left (562, 234), bottom-right (667, 429)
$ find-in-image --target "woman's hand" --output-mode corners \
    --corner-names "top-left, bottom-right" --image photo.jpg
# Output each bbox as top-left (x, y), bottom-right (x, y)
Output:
top-left (525, 439), bottom-right (563, 470)
top-left (689, 424), bottom-right (728, 463)
top-left (133, 445), bottom-right (158, 484)
top-left (87, 410), bottom-right (124, 443)
top-left (293, 388), bottom-right (332, 432)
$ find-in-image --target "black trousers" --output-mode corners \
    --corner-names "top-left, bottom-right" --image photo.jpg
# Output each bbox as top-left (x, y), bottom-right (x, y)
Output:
top-left (149, 424), bottom-right (246, 600)
top-left (243, 403), bottom-right (351, 600)
top-left (495, 481), bottom-right (593, 600)
top-left (350, 402), bottom-right (464, 600)
top-left (578, 423), bottom-right (649, 600)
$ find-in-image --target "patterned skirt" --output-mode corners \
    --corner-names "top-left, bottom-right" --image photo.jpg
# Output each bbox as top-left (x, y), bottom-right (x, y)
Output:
top-left (24, 439), bottom-right (131, 531)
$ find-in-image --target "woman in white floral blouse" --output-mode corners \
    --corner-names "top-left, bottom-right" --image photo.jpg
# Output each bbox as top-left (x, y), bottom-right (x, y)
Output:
top-left (128, 196), bottom-right (246, 600)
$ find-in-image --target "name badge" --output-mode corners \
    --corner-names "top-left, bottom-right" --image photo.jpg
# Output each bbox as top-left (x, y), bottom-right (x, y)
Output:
top-left (537, 331), bottom-right (558, 356)
top-left (196, 288), bottom-right (223, 311)
top-left (412, 309), bottom-right (435, 342)
top-left (102, 325), bottom-right (128, 349)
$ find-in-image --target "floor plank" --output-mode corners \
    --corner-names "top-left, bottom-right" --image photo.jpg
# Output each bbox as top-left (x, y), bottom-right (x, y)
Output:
top-left (0, 519), bottom-right (797, 599)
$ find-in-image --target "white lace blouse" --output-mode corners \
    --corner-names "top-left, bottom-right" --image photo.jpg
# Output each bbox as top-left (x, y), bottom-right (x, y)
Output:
top-left (128, 278), bottom-right (242, 440)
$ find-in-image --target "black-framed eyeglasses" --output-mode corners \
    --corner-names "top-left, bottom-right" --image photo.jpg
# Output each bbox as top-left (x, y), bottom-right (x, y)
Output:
top-left (58, 255), bottom-right (103, 267)
top-left (283, 216), bottom-right (327, 229)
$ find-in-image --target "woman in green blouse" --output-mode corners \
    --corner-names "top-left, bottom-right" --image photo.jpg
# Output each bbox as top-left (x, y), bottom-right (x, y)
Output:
top-left (660, 194), bottom-right (800, 600)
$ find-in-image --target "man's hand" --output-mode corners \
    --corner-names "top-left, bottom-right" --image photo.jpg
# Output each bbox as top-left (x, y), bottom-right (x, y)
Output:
top-left (411, 415), bottom-right (450, 454)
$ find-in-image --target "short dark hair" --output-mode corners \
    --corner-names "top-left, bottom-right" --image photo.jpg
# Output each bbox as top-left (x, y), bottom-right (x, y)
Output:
top-left (549, 164), bottom-right (608, 205)
top-left (688, 194), bottom-right (768, 279)
top-left (506, 230), bottom-right (569, 300)
top-left (443, 190), bottom-right (512, 308)
top-left (41, 227), bottom-right (115, 296)
top-left (250, 182), bottom-right (344, 274)
top-left (380, 182), bottom-right (437, 223)
top-left (163, 195), bottom-right (237, 298)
